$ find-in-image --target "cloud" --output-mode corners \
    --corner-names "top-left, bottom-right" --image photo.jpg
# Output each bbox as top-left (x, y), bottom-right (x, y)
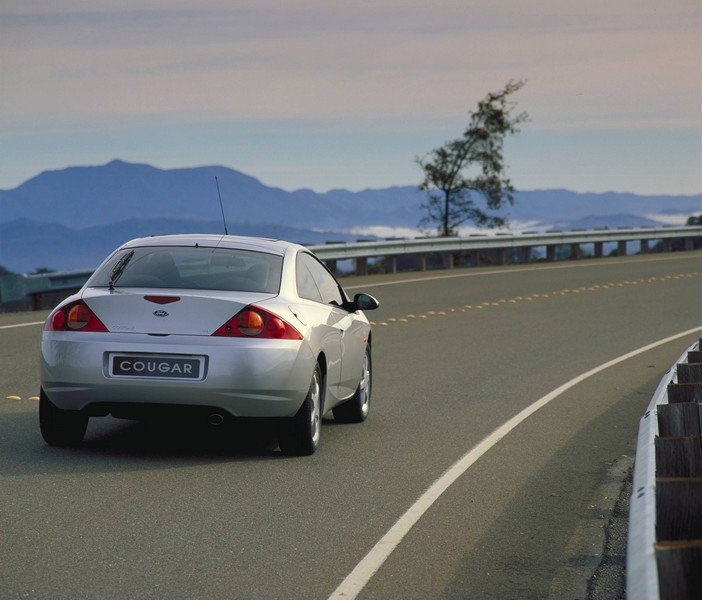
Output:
top-left (1, 13), bottom-right (699, 132)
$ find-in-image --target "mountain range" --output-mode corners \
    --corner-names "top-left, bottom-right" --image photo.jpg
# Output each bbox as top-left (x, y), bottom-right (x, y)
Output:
top-left (0, 159), bottom-right (699, 273)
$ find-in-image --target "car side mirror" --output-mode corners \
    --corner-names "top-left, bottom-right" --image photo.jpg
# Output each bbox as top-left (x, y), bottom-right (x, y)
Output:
top-left (353, 293), bottom-right (379, 311)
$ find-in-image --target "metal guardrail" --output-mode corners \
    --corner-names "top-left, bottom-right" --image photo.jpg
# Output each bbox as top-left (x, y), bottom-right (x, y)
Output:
top-left (0, 269), bottom-right (96, 309)
top-left (627, 340), bottom-right (702, 599)
top-left (310, 225), bottom-right (702, 275)
top-left (309, 225), bottom-right (702, 259)
top-left (0, 225), bottom-right (700, 309)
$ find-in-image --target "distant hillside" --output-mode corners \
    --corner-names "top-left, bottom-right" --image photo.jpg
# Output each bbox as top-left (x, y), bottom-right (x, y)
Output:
top-left (0, 159), bottom-right (423, 229)
top-left (1, 160), bottom-right (699, 231)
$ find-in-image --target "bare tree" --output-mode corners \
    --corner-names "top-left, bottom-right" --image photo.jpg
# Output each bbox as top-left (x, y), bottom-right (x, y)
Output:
top-left (417, 80), bottom-right (528, 237)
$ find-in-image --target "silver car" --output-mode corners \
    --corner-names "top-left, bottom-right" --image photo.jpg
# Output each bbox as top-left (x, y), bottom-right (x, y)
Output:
top-left (39, 234), bottom-right (379, 455)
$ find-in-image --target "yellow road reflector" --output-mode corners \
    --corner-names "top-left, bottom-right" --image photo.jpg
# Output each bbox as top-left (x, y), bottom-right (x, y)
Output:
top-left (6, 396), bottom-right (21, 401)
top-left (28, 396), bottom-right (40, 401)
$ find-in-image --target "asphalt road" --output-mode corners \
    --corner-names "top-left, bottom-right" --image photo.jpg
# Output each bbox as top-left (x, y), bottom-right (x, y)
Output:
top-left (1, 251), bottom-right (700, 599)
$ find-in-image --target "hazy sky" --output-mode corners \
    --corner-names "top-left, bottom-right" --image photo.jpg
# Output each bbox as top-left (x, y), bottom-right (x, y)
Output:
top-left (1, 1), bottom-right (700, 194)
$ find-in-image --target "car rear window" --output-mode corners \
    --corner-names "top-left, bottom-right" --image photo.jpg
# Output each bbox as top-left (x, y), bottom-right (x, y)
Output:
top-left (87, 246), bottom-right (283, 294)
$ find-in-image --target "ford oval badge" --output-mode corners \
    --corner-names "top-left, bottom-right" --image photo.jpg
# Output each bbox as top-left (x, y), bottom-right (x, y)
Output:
top-left (153, 310), bottom-right (169, 317)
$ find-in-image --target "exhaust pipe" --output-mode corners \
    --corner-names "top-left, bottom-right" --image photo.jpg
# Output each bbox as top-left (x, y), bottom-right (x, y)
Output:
top-left (208, 413), bottom-right (224, 426)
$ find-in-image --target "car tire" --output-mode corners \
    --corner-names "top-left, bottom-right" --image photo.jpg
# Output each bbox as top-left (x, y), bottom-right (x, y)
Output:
top-left (278, 363), bottom-right (322, 456)
top-left (333, 344), bottom-right (371, 423)
top-left (39, 389), bottom-right (88, 446)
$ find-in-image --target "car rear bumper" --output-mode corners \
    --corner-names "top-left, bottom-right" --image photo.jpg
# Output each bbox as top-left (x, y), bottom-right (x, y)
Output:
top-left (41, 332), bottom-right (315, 417)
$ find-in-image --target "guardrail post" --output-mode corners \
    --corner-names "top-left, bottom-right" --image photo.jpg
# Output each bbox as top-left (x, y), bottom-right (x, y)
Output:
top-left (657, 404), bottom-right (701, 437)
top-left (570, 243), bottom-right (581, 260)
top-left (471, 251), bottom-right (481, 267)
top-left (655, 437), bottom-right (702, 477)
top-left (656, 479), bottom-right (702, 540)
top-left (355, 257), bottom-right (368, 276)
top-left (668, 383), bottom-right (702, 404)
top-left (546, 245), bottom-right (555, 261)
top-left (594, 241), bottom-right (603, 258)
top-left (678, 364), bottom-right (702, 384)
top-left (685, 238), bottom-right (694, 251)
top-left (617, 240), bottom-right (627, 256)
top-left (522, 246), bottom-right (532, 263)
top-left (385, 256), bottom-right (397, 274)
top-left (663, 239), bottom-right (673, 253)
top-left (415, 253), bottom-right (427, 271)
top-left (640, 239), bottom-right (649, 254)
top-left (656, 540), bottom-right (702, 600)
top-left (442, 253), bottom-right (454, 269)
top-left (496, 248), bottom-right (507, 265)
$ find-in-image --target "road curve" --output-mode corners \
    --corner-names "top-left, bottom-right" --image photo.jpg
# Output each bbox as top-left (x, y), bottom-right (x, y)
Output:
top-left (1, 251), bottom-right (700, 599)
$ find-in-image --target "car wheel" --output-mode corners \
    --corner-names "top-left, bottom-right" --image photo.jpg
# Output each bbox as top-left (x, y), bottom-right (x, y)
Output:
top-left (39, 389), bottom-right (88, 446)
top-left (333, 344), bottom-right (371, 423)
top-left (279, 363), bottom-right (322, 456)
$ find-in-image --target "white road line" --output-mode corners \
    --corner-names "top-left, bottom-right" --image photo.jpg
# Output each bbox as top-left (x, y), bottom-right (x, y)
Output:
top-left (344, 253), bottom-right (700, 290)
top-left (0, 320), bottom-right (44, 330)
top-left (327, 325), bottom-right (702, 600)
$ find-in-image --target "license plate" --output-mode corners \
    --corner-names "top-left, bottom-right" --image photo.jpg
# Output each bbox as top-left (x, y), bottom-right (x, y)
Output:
top-left (110, 355), bottom-right (204, 380)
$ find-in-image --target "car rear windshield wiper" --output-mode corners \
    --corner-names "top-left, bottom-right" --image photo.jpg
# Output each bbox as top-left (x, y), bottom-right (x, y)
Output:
top-left (109, 250), bottom-right (134, 290)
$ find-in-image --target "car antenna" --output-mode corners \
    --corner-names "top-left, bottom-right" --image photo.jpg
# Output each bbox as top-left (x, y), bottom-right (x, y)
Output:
top-left (215, 176), bottom-right (229, 235)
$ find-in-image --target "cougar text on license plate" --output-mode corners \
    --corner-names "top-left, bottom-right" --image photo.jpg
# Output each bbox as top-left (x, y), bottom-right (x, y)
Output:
top-left (109, 354), bottom-right (205, 380)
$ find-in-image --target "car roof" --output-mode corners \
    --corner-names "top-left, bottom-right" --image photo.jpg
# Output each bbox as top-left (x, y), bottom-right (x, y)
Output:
top-left (119, 233), bottom-right (303, 256)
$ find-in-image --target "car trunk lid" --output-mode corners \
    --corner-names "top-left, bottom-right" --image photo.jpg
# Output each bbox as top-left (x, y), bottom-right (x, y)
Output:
top-left (82, 287), bottom-right (277, 336)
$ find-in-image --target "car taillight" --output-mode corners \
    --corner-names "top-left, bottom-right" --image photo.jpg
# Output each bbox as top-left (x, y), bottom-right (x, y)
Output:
top-left (212, 305), bottom-right (302, 340)
top-left (237, 310), bottom-right (264, 336)
top-left (45, 300), bottom-right (109, 332)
